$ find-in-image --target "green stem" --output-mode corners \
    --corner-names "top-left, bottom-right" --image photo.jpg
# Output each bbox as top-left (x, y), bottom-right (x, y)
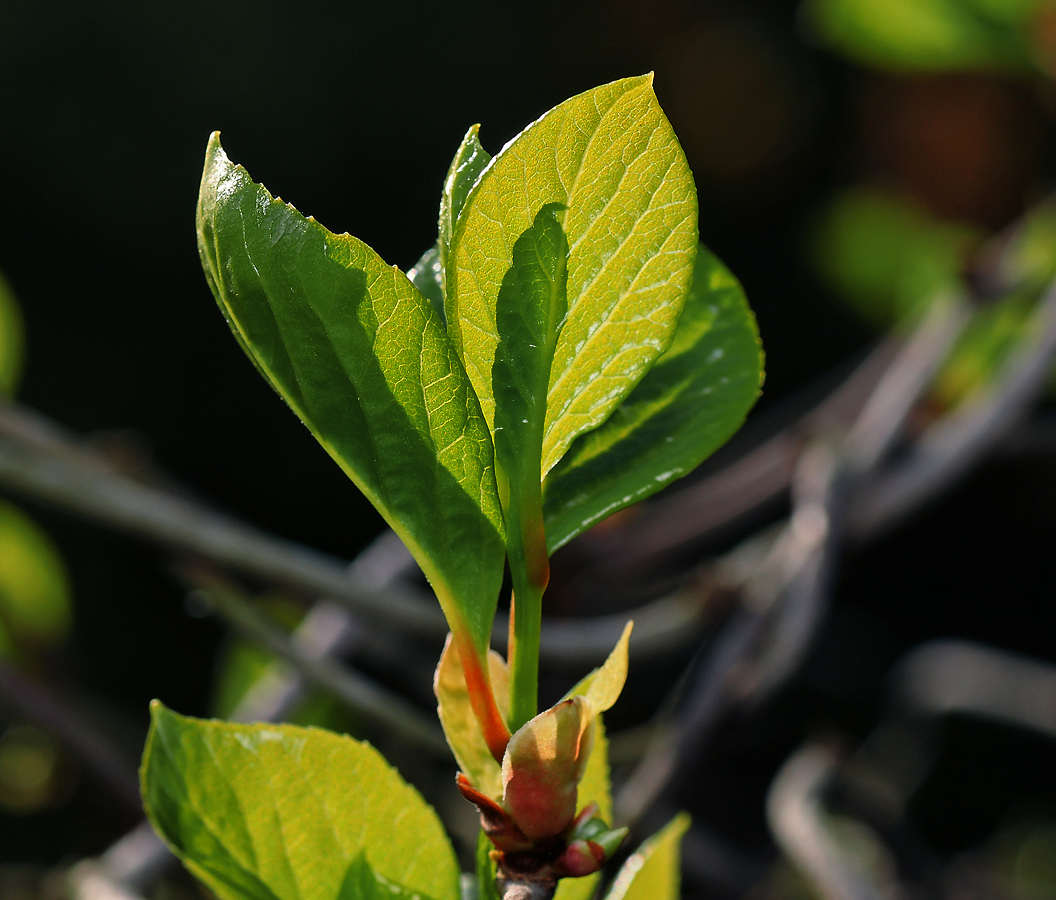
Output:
top-left (504, 486), bottom-right (549, 733)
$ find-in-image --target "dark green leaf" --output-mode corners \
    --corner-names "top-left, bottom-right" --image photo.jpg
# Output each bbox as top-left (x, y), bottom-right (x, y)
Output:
top-left (141, 703), bottom-right (459, 900)
top-left (476, 830), bottom-right (502, 900)
top-left (492, 204), bottom-right (569, 555)
top-left (197, 133), bottom-right (505, 655)
top-left (543, 246), bottom-right (762, 553)
top-left (448, 74), bottom-right (698, 479)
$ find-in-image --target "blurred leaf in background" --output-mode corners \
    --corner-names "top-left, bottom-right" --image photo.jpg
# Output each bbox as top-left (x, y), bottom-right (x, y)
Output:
top-left (0, 495), bottom-right (72, 662)
top-left (801, 0), bottom-right (1048, 73)
top-left (810, 187), bottom-right (978, 327)
top-left (0, 269), bottom-right (24, 398)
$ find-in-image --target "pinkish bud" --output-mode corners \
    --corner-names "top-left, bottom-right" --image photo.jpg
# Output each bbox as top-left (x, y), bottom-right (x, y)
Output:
top-left (553, 839), bottom-right (606, 878)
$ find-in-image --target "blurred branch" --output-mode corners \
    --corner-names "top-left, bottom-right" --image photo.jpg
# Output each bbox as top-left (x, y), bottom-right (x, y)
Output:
top-left (766, 743), bottom-right (893, 900)
top-left (183, 568), bottom-right (451, 758)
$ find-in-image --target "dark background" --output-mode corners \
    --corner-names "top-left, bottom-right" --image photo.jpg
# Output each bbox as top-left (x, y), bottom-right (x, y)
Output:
top-left (2, 0), bottom-right (1056, 883)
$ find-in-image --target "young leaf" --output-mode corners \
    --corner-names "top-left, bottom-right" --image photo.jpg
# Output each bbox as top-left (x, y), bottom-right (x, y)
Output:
top-left (553, 714), bottom-right (613, 900)
top-left (492, 203), bottom-right (569, 582)
top-left (141, 703), bottom-right (460, 900)
top-left (197, 133), bottom-right (505, 662)
top-left (476, 830), bottom-right (502, 900)
top-left (447, 74), bottom-right (699, 478)
top-left (605, 813), bottom-right (691, 900)
top-left (543, 246), bottom-right (762, 552)
top-left (439, 125), bottom-right (491, 301)
top-left (435, 633), bottom-right (510, 801)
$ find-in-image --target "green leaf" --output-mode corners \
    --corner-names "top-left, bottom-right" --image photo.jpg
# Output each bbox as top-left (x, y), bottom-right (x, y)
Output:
top-left (197, 133), bottom-right (505, 657)
top-left (439, 125), bottom-right (492, 303)
top-left (407, 244), bottom-right (446, 324)
top-left (802, 0), bottom-right (1032, 72)
top-left (447, 74), bottom-right (699, 479)
top-left (605, 813), bottom-right (690, 900)
top-left (543, 246), bottom-right (762, 553)
top-left (476, 830), bottom-right (502, 900)
top-left (492, 203), bottom-right (569, 569)
top-left (141, 703), bottom-right (460, 900)
top-left (0, 499), bottom-right (71, 657)
top-left (0, 268), bottom-right (25, 397)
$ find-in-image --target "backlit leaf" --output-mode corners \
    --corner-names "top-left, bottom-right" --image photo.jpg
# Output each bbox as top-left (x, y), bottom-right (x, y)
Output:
top-left (197, 133), bottom-right (505, 658)
top-left (605, 813), bottom-right (690, 900)
top-left (141, 703), bottom-right (459, 900)
top-left (543, 246), bottom-right (762, 553)
top-left (447, 74), bottom-right (698, 478)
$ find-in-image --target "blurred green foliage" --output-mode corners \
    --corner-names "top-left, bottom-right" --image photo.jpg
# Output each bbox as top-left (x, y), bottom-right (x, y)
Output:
top-left (802, 0), bottom-right (1049, 73)
top-left (0, 270), bottom-right (24, 398)
top-left (0, 500), bottom-right (72, 660)
top-left (811, 188), bottom-right (1056, 408)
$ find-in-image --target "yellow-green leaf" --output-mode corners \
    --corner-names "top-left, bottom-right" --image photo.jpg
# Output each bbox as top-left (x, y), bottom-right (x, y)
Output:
top-left (197, 133), bottom-right (505, 659)
top-left (605, 813), bottom-right (691, 900)
top-left (439, 125), bottom-right (491, 305)
top-left (447, 74), bottom-right (698, 479)
top-left (141, 703), bottom-right (460, 900)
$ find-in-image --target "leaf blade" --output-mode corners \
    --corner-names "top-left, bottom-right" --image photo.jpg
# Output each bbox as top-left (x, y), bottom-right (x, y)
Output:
top-left (605, 813), bottom-right (690, 900)
top-left (543, 245), bottom-right (762, 553)
top-left (448, 74), bottom-right (698, 478)
top-left (197, 134), bottom-right (505, 656)
top-left (141, 703), bottom-right (460, 900)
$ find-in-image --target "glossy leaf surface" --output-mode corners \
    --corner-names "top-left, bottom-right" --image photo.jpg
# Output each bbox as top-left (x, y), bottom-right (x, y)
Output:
top-left (543, 246), bottom-right (762, 552)
top-left (197, 134), bottom-right (504, 656)
top-left (605, 813), bottom-right (690, 900)
top-left (407, 244), bottom-right (445, 324)
top-left (448, 74), bottom-right (698, 478)
top-left (141, 703), bottom-right (459, 900)
top-left (439, 125), bottom-right (491, 301)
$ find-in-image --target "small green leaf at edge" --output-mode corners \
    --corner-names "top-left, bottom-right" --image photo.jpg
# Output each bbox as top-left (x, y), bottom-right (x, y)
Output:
top-left (141, 703), bottom-right (460, 900)
top-left (543, 244), bottom-right (763, 554)
top-left (448, 73), bottom-right (698, 479)
top-left (604, 813), bottom-right (691, 900)
top-left (197, 133), bottom-right (505, 657)
top-left (0, 267), bottom-right (25, 397)
top-left (407, 245), bottom-right (446, 324)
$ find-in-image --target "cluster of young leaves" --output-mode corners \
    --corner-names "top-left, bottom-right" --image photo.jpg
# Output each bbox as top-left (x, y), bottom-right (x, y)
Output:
top-left (142, 74), bottom-right (763, 899)
top-left (0, 269), bottom-right (73, 663)
top-left (812, 187), bottom-right (1056, 409)
top-left (801, 0), bottom-right (1054, 74)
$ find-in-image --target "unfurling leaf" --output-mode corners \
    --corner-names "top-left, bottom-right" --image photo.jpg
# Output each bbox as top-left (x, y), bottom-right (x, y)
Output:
top-left (141, 703), bottom-right (460, 900)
